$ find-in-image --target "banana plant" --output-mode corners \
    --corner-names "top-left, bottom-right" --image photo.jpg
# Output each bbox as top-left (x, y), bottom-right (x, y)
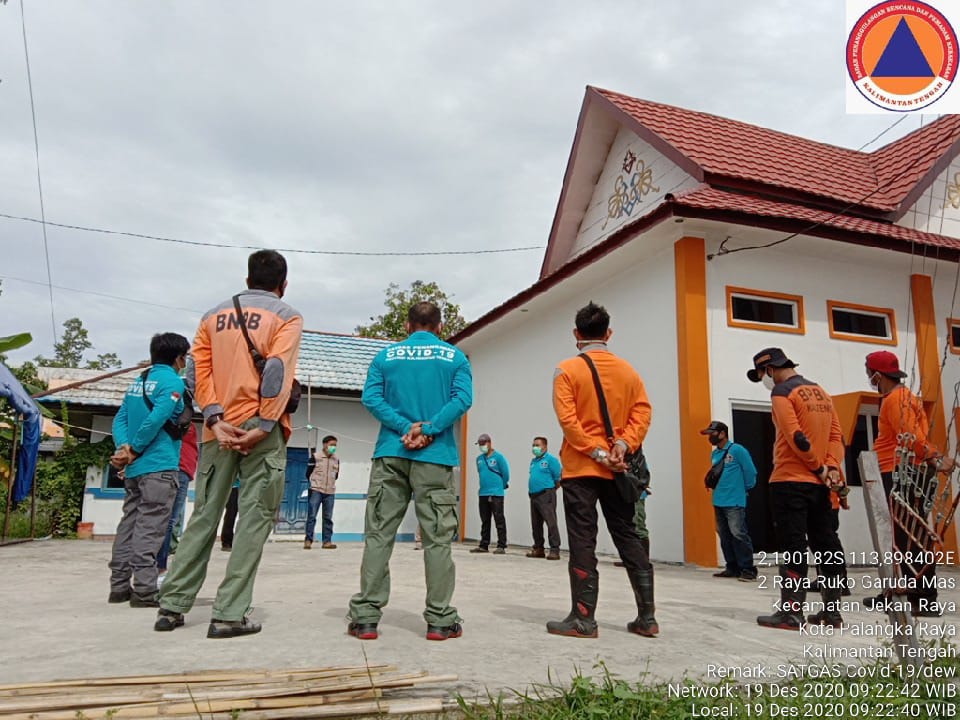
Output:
top-left (0, 333), bottom-right (32, 355)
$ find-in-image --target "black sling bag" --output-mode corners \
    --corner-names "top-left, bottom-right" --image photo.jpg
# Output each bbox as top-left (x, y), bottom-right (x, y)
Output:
top-left (140, 368), bottom-right (194, 440)
top-left (579, 353), bottom-right (650, 503)
top-left (232, 294), bottom-right (302, 415)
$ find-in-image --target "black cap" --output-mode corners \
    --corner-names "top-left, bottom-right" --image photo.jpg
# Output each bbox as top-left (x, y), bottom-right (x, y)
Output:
top-left (700, 421), bottom-right (728, 435)
top-left (747, 347), bottom-right (797, 382)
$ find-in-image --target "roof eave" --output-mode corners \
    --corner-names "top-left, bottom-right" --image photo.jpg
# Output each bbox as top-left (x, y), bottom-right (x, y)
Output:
top-left (673, 202), bottom-right (960, 263)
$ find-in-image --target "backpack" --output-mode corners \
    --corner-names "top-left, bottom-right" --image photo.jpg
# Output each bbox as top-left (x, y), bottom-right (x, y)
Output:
top-left (140, 368), bottom-right (194, 440)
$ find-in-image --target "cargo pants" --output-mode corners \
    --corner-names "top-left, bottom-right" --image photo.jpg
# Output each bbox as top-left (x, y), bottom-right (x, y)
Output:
top-left (159, 420), bottom-right (286, 621)
top-left (349, 457), bottom-right (460, 626)
top-left (109, 469), bottom-right (179, 597)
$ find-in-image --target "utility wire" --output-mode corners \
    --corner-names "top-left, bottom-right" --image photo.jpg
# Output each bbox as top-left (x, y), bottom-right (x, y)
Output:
top-left (0, 274), bottom-right (204, 315)
top-left (0, 213), bottom-right (543, 256)
top-left (19, 0), bottom-right (56, 340)
top-left (855, 114), bottom-right (909, 151)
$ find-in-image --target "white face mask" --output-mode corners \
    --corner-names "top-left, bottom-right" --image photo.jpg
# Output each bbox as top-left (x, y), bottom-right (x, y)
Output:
top-left (479, 444), bottom-right (489, 454)
top-left (762, 373), bottom-right (776, 391)
top-left (867, 372), bottom-right (880, 390)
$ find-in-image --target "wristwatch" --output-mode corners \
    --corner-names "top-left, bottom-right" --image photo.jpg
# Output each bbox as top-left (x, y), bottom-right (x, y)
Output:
top-left (593, 449), bottom-right (608, 461)
top-left (205, 413), bottom-right (224, 428)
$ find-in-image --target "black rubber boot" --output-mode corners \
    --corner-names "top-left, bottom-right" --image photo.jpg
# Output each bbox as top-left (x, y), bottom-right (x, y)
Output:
top-left (546, 567), bottom-right (598, 638)
top-left (757, 567), bottom-right (804, 631)
top-left (626, 568), bottom-right (658, 637)
top-left (807, 583), bottom-right (843, 628)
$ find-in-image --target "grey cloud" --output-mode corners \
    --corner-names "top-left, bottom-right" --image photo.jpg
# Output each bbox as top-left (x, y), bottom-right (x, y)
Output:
top-left (0, 0), bottom-right (929, 367)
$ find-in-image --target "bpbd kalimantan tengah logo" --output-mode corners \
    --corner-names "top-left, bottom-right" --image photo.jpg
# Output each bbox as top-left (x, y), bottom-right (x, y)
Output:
top-left (847, 1), bottom-right (957, 111)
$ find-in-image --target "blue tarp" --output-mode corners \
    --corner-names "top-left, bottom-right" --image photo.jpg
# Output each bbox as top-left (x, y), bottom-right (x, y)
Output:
top-left (0, 362), bottom-right (41, 504)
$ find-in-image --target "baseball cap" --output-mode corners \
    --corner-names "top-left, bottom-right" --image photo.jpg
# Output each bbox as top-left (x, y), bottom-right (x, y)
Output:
top-left (476, 433), bottom-right (491, 445)
top-left (700, 421), bottom-right (729, 435)
top-left (747, 347), bottom-right (797, 382)
top-left (865, 350), bottom-right (907, 379)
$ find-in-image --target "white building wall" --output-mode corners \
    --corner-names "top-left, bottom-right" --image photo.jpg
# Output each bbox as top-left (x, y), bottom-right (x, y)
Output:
top-left (82, 395), bottom-right (393, 540)
top-left (570, 126), bottom-right (697, 260)
top-left (459, 231), bottom-right (684, 561)
top-left (286, 395), bottom-right (418, 539)
top-left (898, 158), bottom-right (960, 239)
top-left (704, 233), bottom-right (960, 555)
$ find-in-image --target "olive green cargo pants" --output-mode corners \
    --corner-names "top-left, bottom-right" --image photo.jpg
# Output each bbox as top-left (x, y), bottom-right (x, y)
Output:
top-left (349, 457), bottom-right (460, 626)
top-left (159, 421), bottom-right (285, 621)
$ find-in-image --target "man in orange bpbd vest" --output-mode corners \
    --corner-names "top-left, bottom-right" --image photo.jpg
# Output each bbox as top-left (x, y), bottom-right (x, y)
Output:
top-left (863, 350), bottom-right (955, 617)
top-left (748, 347), bottom-right (847, 631)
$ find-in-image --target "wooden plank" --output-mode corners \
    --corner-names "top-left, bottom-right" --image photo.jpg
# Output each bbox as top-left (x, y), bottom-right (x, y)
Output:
top-left (0, 673), bottom-right (425, 713)
top-left (0, 674), bottom-right (457, 717)
top-left (0, 666), bottom-right (393, 694)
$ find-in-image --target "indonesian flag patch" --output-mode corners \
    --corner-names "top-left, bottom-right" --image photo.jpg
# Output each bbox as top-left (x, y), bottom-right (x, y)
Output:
top-left (171, 392), bottom-right (181, 401)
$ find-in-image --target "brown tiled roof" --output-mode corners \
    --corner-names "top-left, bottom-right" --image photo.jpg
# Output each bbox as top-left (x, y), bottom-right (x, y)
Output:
top-left (594, 87), bottom-right (960, 215)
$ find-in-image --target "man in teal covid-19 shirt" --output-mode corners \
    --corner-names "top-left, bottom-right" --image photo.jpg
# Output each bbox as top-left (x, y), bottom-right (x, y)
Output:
top-left (471, 433), bottom-right (510, 554)
top-left (526, 436), bottom-right (562, 560)
top-left (109, 332), bottom-right (191, 607)
top-left (348, 301), bottom-right (473, 642)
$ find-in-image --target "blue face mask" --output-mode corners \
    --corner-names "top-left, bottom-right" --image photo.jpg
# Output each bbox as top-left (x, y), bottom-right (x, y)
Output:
top-left (532, 446), bottom-right (544, 457)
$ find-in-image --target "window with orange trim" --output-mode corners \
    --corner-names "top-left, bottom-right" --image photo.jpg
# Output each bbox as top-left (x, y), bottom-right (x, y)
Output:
top-left (827, 300), bottom-right (896, 346)
top-left (726, 286), bottom-right (805, 335)
top-left (947, 318), bottom-right (960, 355)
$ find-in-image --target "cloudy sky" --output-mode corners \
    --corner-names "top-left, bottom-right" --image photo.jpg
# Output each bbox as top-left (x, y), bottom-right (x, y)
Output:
top-left (0, 0), bottom-right (932, 367)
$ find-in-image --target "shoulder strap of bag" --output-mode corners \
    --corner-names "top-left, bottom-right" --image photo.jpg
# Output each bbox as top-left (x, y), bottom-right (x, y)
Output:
top-left (579, 353), bottom-right (614, 441)
top-left (140, 367), bottom-right (189, 435)
top-left (484, 455), bottom-right (504, 478)
top-left (233, 294), bottom-right (266, 375)
top-left (140, 368), bottom-right (154, 410)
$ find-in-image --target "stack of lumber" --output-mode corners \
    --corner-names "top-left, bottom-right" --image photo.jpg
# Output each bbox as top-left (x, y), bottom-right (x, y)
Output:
top-left (0, 665), bottom-right (457, 719)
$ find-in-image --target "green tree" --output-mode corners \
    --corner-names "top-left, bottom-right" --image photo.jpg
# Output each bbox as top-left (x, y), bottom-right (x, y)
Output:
top-left (355, 280), bottom-right (467, 340)
top-left (36, 318), bottom-right (91, 368)
top-left (87, 353), bottom-right (122, 371)
top-left (35, 317), bottom-right (123, 369)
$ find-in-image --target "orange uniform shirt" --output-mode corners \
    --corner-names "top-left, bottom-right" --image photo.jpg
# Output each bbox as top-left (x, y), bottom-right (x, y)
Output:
top-left (193, 289), bottom-right (302, 443)
top-left (552, 347), bottom-right (652, 480)
top-left (769, 375), bottom-right (844, 484)
top-left (874, 385), bottom-right (936, 473)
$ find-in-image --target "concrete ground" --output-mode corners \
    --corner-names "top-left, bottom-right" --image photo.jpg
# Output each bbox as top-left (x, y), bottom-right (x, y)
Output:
top-left (1, 539), bottom-right (958, 703)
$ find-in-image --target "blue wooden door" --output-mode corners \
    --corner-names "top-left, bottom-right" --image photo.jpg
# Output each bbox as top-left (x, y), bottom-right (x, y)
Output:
top-left (276, 446), bottom-right (310, 534)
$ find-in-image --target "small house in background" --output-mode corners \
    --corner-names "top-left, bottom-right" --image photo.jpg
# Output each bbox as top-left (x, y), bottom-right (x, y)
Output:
top-left (34, 331), bottom-right (404, 541)
top-left (450, 86), bottom-right (960, 566)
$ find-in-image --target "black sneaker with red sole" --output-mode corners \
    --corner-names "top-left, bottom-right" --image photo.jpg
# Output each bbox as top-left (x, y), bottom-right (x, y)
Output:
top-left (347, 622), bottom-right (379, 640)
top-left (756, 611), bottom-right (803, 631)
top-left (806, 611), bottom-right (843, 628)
top-left (426, 622), bottom-right (462, 641)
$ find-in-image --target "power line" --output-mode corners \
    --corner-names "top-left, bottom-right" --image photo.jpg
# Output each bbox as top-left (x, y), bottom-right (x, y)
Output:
top-left (855, 114), bottom-right (909, 151)
top-left (0, 213), bottom-right (544, 256)
top-left (18, 0), bottom-right (56, 340)
top-left (0, 274), bottom-right (204, 315)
